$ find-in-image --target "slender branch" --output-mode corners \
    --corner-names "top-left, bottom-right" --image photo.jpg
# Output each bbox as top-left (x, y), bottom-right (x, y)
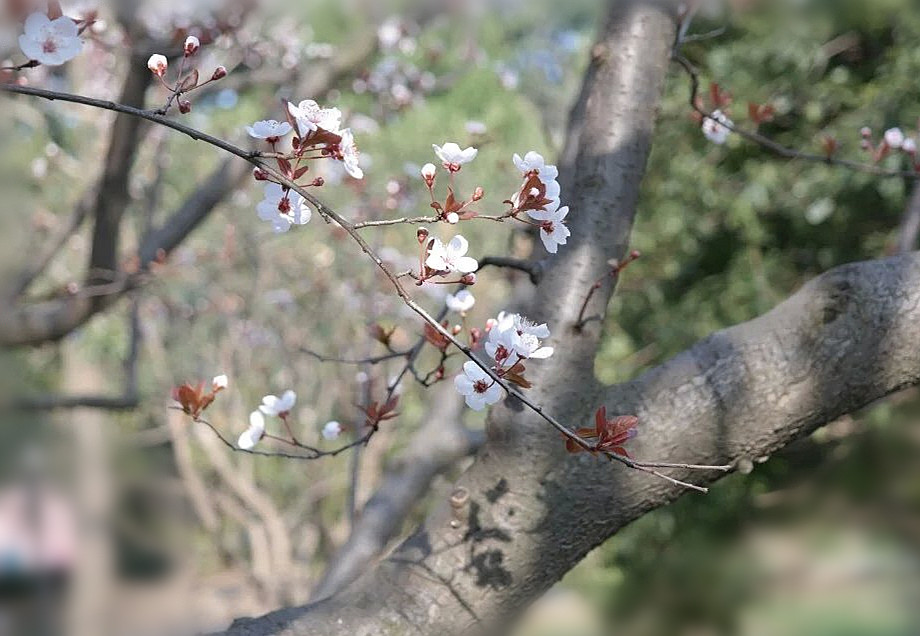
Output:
top-left (671, 52), bottom-right (920, 179)
top-left (477, 256), bottom-right (543, 284)
top-left (299, 346), bottom-right (410, 365)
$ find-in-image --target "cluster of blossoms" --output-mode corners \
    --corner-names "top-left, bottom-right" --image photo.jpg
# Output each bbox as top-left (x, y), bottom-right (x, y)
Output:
top-left (147, 36), bottom-right (228, 114)
top-left (454, 311), bottom-right (554, 410)
top-left (508, 151), bottom-right (570, 253)
top-left (236, 389), bottom-right (347, 450)
top-left (860, 126), bottom-right (920, 170)
top-left (248, 100), bottom-right (363, 232)
top-left (409, 144), bottom-right (570, 290)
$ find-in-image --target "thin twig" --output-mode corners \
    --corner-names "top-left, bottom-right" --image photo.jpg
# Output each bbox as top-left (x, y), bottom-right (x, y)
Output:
top-left (671, 52), bottom-right (920, 179)
top-left (477, 256), bottom-right (543, 284)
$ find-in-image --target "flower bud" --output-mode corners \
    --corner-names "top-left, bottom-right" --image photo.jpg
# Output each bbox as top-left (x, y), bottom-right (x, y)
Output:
top-left (452, 324), bottom-right (463, 336)
top-left (904, 138), bottom-right (918, 155)
top-left (252, 168), bottom-right (268, 181)
top-left (184, 35), bottom-right (200, 57)
top-left (460, 273), bottom-right (477, 285)
top-left (178, 99), bottom-right (192, 114)
top-left (211, 66), bottom-right (227, 81)
top-left (312, 177), bottom-right (325, 187)
top-left (417, 227), bottom-right (430, 244)
top-left (147, 54), bottom-right (168, 77)
top-left (421, 162), bottom-right (437, 186)
top-left (860, 126), bottom-right (872, 139)
top-left (446, 212), bottom-right (459, 224)
top-left (472, 186), bottom-right (484, 201)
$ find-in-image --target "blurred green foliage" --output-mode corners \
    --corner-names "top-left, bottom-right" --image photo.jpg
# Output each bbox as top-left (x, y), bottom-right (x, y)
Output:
top-left (5, 0), bottom-right (920, 633)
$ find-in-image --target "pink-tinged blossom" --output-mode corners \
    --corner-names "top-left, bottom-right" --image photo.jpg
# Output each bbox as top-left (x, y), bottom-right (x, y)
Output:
top-left (445, 290), bottom-right (475, 313)
top-left (322, 421), bottom-right (342, 440)
top-left (454, 361), bottom-right (503, 411)
top-left (339, 128), bottom-right (364, 180)
top-left (246, 120), bottom-right (292, 141)
top-left (513, 151), bottom-right (559, 182)
top-left (183, 35), bottom-right (200, 56)
top-left (259, 390), bottom-right (297, 417)
top-left (432, 143), bottom-right (478, 171)
top-left (19, 13), bottom-right (83, 66)
top-left (256, 184), bottom-right (311, 233)
top-left (487, 312), bottom-right (554, 363)
top-left (147, 54), bottom-right (168, 76)
top-left (287, 99), bottom-right (342, 136)
top-left (527, 205), bottom-right (571, 254)
top-left (702, 109), bottom-right (733, 145)
top-left (425, 235), bottom-right (479, 274)
top-left (238, 411), bottom-right (266, 450)
top-left (884, 127), bottom-right (905, 149)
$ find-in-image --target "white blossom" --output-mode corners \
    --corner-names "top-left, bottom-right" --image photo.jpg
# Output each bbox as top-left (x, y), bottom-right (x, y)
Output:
top-left (465, 120), bottom-right (488, 136)
top-left (238, 411), bottom-right (266, 450)
top-left (19, 13), bottom-right (83, 66)
top-left (147, 54), bottom-right (168, 76)
top-left (884, 127), bottom-right (905, 149)
top-left (904, 138), bottom-right (917, 154)
top-left (486, 312), bottom-right (553, 364)
top-left (513, 151), bottom-right (559, 182)
top-left (425, 235), bottom-right (478, 274)
top-left (322, 420), bottom-right (342, 440)
top-left (432, 143), bottom-right (478, 170)
top-left (287, 99), bottom-right (342, 137)
top-left (454, 361), bottom-right (503, 411)
top-left (246, 120), bottom-right (293, 141)
top-left (527, 205), bottom-right (571, 254)
top-left (256, 183), bottom-right (311, 233)
top-left (702, 110), bottom-right (733, 145)
top-left (212, 374), bottom-right (228, 390)
top-left (445, 290), bottom-right (475, 313)
top-left (259, 390), bottom-right (297, 417)
top-left (339, 128), bottom-right (364, 179)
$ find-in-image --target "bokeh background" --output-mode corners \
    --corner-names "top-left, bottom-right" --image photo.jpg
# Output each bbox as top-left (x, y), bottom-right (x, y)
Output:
top-left (2, 0), bottom-right (920, 634)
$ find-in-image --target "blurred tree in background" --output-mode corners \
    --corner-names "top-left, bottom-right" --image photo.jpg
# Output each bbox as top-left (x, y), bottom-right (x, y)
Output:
top-left (2, 0), bottom-right (920, 634)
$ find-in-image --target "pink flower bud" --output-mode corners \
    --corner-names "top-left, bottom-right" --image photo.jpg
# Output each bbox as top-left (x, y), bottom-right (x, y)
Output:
top-left (252, 168), bottom-right (269, 181)
top-left (860, 126), bottom-right (872, 139)
top-left (417, 227), bottom-right (430, 244)
top-left (472, 186), bottom-right (484, 201)
top-left (460, 273), bottom-right (477, 285)
top-left (147, 54), bottom-right (168, 77)
top-left (178, 99), bottom-right (192, 114)
top-left (184, 35), bottom-right (200, 57)
top-left (211, 66), bottom-right (227, 81)
top-left (311, 177), bottom-right (325, 187)
top-left (421, 162), bottom-right (437, 187)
